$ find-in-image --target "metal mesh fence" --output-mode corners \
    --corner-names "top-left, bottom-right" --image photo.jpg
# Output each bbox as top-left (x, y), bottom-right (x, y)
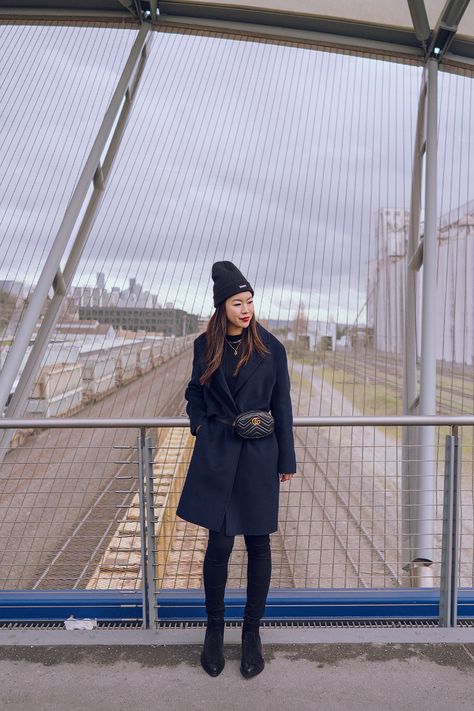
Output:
top-left (1, 420), bottom-right (471, 606)
top-left (0, 427), bottom-right (143, 591)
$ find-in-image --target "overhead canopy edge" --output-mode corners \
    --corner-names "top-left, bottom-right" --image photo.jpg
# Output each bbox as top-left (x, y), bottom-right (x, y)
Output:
top-left (0, 11), bottom-right (140, 28)
top-left (159, 3), bottom-right (423, 49)
top-left (157, 1), bottom-right (474, 67)
top-left (154, 15), bottom-right (424, 63)
top-left (1, 2), bottom-right (474, 69)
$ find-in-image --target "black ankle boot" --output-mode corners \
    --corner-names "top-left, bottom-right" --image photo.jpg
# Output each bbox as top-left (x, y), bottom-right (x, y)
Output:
top-left (240, 619), bottom-right (265, 679)
top-left (200, 617), bottom-right (225, 677)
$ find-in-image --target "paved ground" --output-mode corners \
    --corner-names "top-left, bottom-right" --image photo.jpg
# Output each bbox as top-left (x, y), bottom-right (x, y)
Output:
top-left (1, 634), bottom-right (474, 711)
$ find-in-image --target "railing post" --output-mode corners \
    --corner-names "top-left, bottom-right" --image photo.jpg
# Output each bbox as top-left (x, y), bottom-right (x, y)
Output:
top-left (137, 429), bottom-right (149, 629)
top-left (451, 426), bottom-right (461, 627)
top-left (439, 426), bottom-right (461, 627)
top-left (143, 433), bottom-right (158, 630)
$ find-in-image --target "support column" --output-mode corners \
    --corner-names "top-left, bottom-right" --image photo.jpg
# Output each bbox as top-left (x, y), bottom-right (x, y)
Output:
top-left (416, 57), bottom-right (438, 570)
top-left (402, 57), bottom-right (438, 586)
top-left (402, 70), bottom-right (426, 578)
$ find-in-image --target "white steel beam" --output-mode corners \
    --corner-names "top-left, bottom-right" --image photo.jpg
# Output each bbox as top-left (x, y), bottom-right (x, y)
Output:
top-left (0, 23), bottom-right (150, 453)
top-left (403, 57), bottom-right (440, 586)
top-left (416, 57), bottom-right (439, 570)
top-left (149, 0), bottom-right (158, 22)
top-left (402, 69), bottom-right (427, 581)
top-left (407, 0), bottom-right (431, 46)
top-left (429, 0), bottom-right (472, 57)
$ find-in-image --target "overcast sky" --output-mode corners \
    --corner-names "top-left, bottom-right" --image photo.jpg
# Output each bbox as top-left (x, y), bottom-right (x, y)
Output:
top-left (0, 23), bottom-right (473, 325)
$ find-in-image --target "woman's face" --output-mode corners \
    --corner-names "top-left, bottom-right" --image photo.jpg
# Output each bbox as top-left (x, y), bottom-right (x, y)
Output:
top-left (224, 291), bottom-right (254, 331)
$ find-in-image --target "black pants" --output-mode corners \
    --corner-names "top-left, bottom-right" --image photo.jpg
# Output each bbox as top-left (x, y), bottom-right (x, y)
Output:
top-left (203, 517), bottom-right (272, 623)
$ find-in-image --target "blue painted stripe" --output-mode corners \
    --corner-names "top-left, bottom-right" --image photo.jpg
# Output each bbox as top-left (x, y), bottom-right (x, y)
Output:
top-left (1, 589), bottom-right (474, 623)
top-left (0, 591), bottom-right (143, 622)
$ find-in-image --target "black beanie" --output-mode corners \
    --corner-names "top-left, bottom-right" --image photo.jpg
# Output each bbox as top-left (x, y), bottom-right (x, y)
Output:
top-left (211, 261), bottom-right (254, 307)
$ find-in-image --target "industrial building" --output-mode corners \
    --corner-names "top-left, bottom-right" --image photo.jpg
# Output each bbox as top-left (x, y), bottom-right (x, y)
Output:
top-left (78, 305), bottom-right (198, 336)
top-left (368, 200), bottom-right (474, 365)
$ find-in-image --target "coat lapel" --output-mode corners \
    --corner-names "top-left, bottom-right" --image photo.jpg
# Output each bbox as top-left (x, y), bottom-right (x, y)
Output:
top-left (233, 349), bottom-right (264, 396)
top-left (234, 323), bottom-right (270, 396)
top-left (213, 324), bottom-right (269, 408)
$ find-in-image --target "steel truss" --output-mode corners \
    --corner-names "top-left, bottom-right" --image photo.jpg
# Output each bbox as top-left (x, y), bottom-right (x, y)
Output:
top-left (0, 22), bottom-right (152, 460)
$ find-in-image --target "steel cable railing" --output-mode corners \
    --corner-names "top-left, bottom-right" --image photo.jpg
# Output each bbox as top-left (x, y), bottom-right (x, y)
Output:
top-left (0, 416), bottom-right (472, 629)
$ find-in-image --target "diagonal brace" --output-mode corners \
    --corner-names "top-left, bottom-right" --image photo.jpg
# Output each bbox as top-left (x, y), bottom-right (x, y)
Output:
top-left (0, 23), bottom-right (151, 454)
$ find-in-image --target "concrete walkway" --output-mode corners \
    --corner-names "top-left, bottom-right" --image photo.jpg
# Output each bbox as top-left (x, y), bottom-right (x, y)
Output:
top-left (2, 630), bottom-right (474, 710)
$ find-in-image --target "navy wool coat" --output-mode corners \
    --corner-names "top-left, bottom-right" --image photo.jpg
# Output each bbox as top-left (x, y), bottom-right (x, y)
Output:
top-left (176, 322), bottom-right (297, 535)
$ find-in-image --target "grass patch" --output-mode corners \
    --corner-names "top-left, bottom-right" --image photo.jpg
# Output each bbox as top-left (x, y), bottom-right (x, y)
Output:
top-left (290, 352), bottom-right (474, 480)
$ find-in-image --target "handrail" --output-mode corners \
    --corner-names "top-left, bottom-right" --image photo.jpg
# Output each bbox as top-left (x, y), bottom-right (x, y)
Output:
top-left (1, 415), bottom-right (474, 429)
top-left (0, 413), bottom-right (468, 627)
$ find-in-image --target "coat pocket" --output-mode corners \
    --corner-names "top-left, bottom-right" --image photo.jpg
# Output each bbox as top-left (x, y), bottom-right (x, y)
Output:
top-left (196, 415), bottom-right (208, 435)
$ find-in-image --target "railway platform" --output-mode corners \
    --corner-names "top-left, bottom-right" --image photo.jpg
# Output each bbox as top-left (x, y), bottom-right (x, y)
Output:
top-left (1, 628), bottom-right (474, 711)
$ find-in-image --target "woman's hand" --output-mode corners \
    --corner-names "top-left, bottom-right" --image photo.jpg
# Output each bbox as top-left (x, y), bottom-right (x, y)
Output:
top-left (279, 473), bottom-right (295, 482)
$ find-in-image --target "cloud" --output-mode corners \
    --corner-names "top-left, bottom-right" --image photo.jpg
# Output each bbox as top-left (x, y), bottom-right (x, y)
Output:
top-left (1, 27), bottom-right (472, 324)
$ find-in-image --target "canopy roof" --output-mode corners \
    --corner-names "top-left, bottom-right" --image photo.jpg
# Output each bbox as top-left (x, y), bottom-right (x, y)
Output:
top-left (1, 1), bottom-right (473, 66)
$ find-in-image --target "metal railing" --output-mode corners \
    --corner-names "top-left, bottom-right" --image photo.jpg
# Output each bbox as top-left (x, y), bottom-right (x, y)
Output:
top-left (0, 416), bottom-right (473, 629)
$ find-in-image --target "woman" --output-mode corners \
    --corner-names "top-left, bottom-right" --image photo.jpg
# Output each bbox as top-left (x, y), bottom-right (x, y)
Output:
top-left (176, 260), bottom-right (296, 679)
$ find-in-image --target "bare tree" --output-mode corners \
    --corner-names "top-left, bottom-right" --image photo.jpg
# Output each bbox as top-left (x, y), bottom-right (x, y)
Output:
top-left (292, 300), bottom-right (309, 338)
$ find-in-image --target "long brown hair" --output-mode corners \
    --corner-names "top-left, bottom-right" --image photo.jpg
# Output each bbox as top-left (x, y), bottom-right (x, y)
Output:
top-left (200, 303), bottom-right (270, 386)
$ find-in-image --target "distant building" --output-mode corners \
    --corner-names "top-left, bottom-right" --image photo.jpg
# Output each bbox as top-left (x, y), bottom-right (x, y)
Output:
top-left (115, 277), bottom-right (154, 308)
top-left (91, 287), bottom-right (103, 307)
top-left (78, 305), bottom-right (199, 336)
top-left (71, 286), bottom-right (82, 306)
top-left (52, 320), bottom-right (115, 339)
top-left (367, 208), bottom-right (409, 357)
top-left (80, 287), bottom-right (92, 308)
top-left (106, 288), bottom-right (120, 307)
top-left (266, 317), bottom-right (346, 351)
top-left (368, 201), bottom-right (474, 365)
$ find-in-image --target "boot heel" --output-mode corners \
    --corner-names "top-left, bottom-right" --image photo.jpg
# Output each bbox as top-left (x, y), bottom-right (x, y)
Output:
top-left (240, 620), bottom-right (265, 679)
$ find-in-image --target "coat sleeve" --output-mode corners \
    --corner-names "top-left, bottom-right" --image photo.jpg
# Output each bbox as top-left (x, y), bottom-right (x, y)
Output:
top-left (185, 338), bottom-right (206, 436)
top-left (270, 343), bottom-right (297, 473)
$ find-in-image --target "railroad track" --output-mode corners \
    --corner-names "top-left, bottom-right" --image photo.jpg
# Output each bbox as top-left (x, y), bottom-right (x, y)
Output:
top-left (31, 366), bottom-right (189, 590)
top-left (28, 345), bottom-right (445, 591)
top-left (327, 352), bottom-right (473, 415)
top-left (289, 428), bottom-right (401, 589)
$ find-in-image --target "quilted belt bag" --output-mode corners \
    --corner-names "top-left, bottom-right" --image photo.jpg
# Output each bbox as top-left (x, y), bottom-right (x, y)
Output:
top-left (215, 410), bottom-right (275, 439)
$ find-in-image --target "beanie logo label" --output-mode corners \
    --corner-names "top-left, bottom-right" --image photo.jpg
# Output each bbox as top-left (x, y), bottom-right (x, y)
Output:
top-left (239, 284), bottom-right (247, 288)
